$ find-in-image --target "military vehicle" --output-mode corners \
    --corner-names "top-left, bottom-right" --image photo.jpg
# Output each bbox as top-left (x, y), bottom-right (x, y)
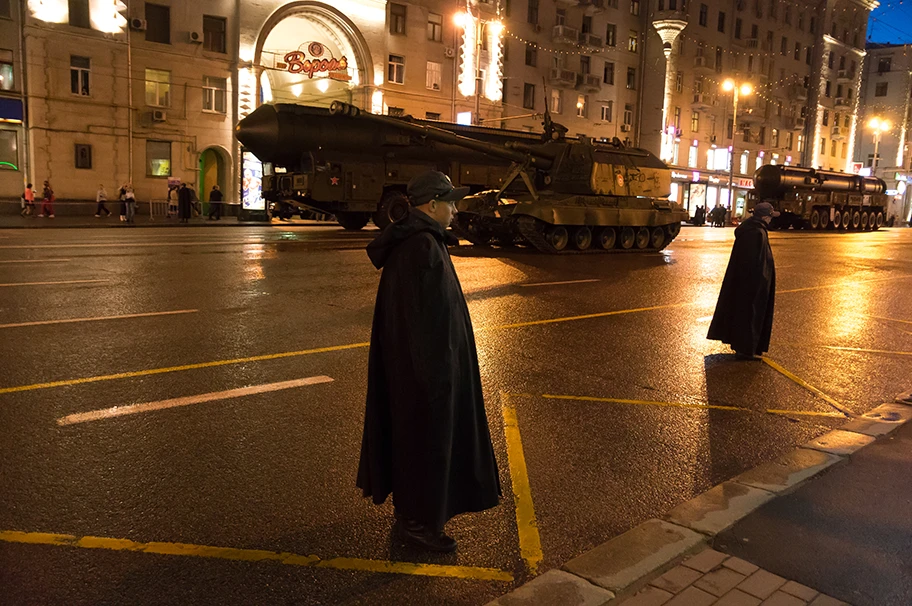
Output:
top-left (751, 165), bottom-right (898, 230)
top-left (327, 101), bottom-right (688, 253)
top-left (235, 103), bottom-right (542, 229)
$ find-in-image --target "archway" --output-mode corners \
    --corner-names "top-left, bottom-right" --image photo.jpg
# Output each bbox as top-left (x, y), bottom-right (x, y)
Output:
top-left (199, 146), bottom-right (229, 213)
top-left (253, 2), bottom-right (374, 109)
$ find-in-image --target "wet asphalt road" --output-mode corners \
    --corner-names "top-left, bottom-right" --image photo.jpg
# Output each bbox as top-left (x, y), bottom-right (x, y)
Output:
top-left (0, 224), bottom-right (910, 605)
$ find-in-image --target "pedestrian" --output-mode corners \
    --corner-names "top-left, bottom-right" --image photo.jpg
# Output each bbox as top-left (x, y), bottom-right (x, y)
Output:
top-left (357, 170), bottom-right (501, 553)
top-left (707, 201), bottom-right (779, 360)
top-left (177, 183), bottom-right (192, 223)
top-left (20, 183), bottom-right (35, 216)
top-left (124, 183), bottom-right (136, 223)
top-left (207, 185), bottom-right (223, 220)
top-left (694, 205), bottom-right (705, 226)
top-left (95, 184), bottom-right (111, 217)
top-left (167, 185), bottom-right (178, 218)
top-left (38, 181), bottom-right (55, 218)
top-left (118, 183), bottom-right (127, 221)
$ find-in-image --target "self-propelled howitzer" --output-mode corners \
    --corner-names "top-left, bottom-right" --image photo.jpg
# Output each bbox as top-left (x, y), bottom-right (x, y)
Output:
top-left (328, 101), bottom-right (688, 253)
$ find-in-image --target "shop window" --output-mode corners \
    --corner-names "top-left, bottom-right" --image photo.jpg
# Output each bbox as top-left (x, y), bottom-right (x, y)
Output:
top-left (203, 16), bottom-right (227, 53)
top-left (426, 61), bottom-right (441, 90)
top-left (388, 55), bottom-right (405, 84)
top-left (74, 144), bottom-right (92, 169)
top-left (389, 3), bottom-right (406, 35)
top-left (0, 130), bottom-right (17, 170)
top-left (145, 69), bottom-right (171, 106)
top-left (70, 56), bottom-right (90, 96)
top-left (68, 0), bottom-right (89, 28)
top-left (146, 140), bottom-right (171, 176)
top-left (427, 13), bottom-right (442, 42)
top-left (203, 76), bottom-right (227, 113)
top-left (145, 3), bottom-right (171, 44)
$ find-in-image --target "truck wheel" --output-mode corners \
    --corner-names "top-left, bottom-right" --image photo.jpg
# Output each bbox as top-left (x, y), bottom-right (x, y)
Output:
top-left (810, 209), bottom-right (821, 229)
top-left (851, 210), bottom-right (861, 230)
top-left (860, 211), bottom-right (870, 230)
top-left (374, 191), bottom-right (409, 229)
top-left (875, 211), bottom-right (884, 229)
top-left (336, 212), bottom-right (370, 231)
top-left (841, 210), bottom-right (851, 230)
top-left (832, 211), bottom-right (842, 229)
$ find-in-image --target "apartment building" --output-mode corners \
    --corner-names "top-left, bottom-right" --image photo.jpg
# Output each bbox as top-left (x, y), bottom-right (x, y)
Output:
top-left (0, 0), bottom-right (25, 200)
top-left (642, 0), bottom-right (876, 216)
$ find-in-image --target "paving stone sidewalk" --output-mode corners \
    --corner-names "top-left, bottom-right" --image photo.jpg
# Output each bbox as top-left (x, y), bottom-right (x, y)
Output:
top-left (618, 548), bottom-right (848, 606)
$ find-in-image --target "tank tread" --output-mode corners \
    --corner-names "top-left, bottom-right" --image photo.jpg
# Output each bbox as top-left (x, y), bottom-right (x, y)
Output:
top-left (449, 221), bottom-right (490, 246)
top-left (516, 216), bottom-right (680, 254)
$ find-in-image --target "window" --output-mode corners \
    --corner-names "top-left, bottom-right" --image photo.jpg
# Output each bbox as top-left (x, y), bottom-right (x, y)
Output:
top-left (580, 56), bottom-right (591, 75)
top-left (550, 89), bottom-right (562, 113)
top-left (699, 4), bottom-right (708, 26)
top-left (203, 16), bottom-right (227, 53)
top-left (525, 44), bottom-right (537, 67)
top-left (427, 13), bottom-right (442, 42)
top-left (426, 61), bottom-right (441, 90)
top-left (771, 128), bottom-right (779, 147)
top-left (606, 24), bottom-right (617, 46)
top-left (601, 102), bottom-right (613, 122)
top-left (523, 83), bottom-right (535, 109)
top-left (74, 144), bottom-right (92, 169)
top-left (628, 30), bottom-right (637, 52)
top-left (144, 69), bottom-right (171, 106)
top-left (0, 130), bottom-right (17, 170)
top-left (688, 144), bottom-right (698, 168)
top-left (623, 103), bottom-right (633, 126)
top-left (389, 3), bottom-right (406, 35)
top-left (827, 51), bottom-right (834, 69)
top-left (759, 126), bottom-right (766, 145)
top-left (0, 0), bottom-right (9, 18)
top-left (630, 0), bottom-right (639, 16)
top-left (735, 18), bottom-right (742, 38)
top-left (819, 137), bottom-right (826, 155)
top-left (822, 110), bottom-right (829, 126)
top-left (785, 131), bottom-right (793, 150)
top-left (715, 46), bottom-right (723, 72)
top-left (145, 3), bottom-right (171, 44)
top-left (780, 36), bottom-right (787, 55)
top-left (673, 106), bottom-right (681, 128)
top-left (70, 56), bottom-right (90, 96)
top-left (68, 0), bottom-right (89, 28)
top-left (387, 55), bottom-right (405, 84)
top-left (146, 140), bottom-right (171, 176)
top-left (675, 71), bottom-right (683, 93)
top-left (0, 57), bottom-right (12, 91)
top-left (718, 11), bottom-right (726, 32)
top-left (830, 140), bottom-right (837, 157)
top-left (603, 61), bottom-right (615, 85)
top-left (797, 134), bottom-right (804, 153)
top-left (577, 95), bottom-right (588, 118)
top-left (825, 80), bottom-right (831, 97)
top-left (794, 42), bottom-right (800, 61)
top-left (805, 47), bottom-right (811, 65)
top-left (875, 82), bottom-right (888, 97)
top-left (425, 112), bottom-right (441, 121)
top-left (202, 76), bottom-right (227, 113)
top-left (841, 142), bottom-right (848, 159)
top-left (878, 57), bottom-right (891, 74)
top-left (784, 5), bottom-right (791, 24)
top-left (388, 107), bottom-right (405, 117)
top-left (626, 67), bottom-right (636, 89)
top-left (556, 9), bottom-right (566, 26)
top-left (527, 0), bottom-right (538, 24)
top-left (691, 111), bottom-right (699, 132)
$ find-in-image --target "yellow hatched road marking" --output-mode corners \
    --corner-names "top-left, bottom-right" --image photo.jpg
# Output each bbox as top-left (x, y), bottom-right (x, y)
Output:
top-left (761, 358), bottom-right (853, 418)
top-left (0, 530), bottom-right (513, 582)
top-left (501, 395), bottom-right (544, 575)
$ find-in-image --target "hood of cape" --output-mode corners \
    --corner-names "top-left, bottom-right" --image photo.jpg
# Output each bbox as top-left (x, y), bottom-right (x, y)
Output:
top-left (367, 209), bottom-right (457, 269)
top-left (735, 215), bottom-right (769, 237)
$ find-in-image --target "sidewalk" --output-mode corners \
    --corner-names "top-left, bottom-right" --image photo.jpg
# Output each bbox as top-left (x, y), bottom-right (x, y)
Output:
top-left (489, 394), bottom-right (912, 606)
top-left (0, 215), bottom-right (332, 229)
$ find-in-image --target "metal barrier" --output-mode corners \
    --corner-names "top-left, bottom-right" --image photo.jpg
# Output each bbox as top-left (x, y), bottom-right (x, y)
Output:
top-left (148, 199), bottom-right (173, 221)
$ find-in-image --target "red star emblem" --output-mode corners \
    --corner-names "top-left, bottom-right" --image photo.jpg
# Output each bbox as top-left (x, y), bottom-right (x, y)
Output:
top-left (330, 176), bottom-right (340, 185)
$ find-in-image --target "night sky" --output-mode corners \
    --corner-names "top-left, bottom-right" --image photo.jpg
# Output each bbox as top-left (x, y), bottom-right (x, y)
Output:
top-left (868, 1), bottom-right (912, 44)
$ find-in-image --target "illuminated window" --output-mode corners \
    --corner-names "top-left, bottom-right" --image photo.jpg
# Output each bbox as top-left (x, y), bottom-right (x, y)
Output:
top-left (146, 140), bottom-right (171, 176)
top-left (688, 144), bottom-right (698, 167)
top-left (202, 76), bottom-right (226, 113)
top-left (0, 130), bottom-right (17, 170)
top-left (426, 61), bottom-right (441, 90)
top-left (819, 137), bottom-right (826, 155)
top-left (630, 0), bottom-right (639, 16)
top-left (550, 89), bottom-right (562, 114)
top-left (675, 71), bottom-right (683, 92)
top-left (0, 59), bottom-right (12, 91)
top-left (74, 144), bottom-right (92, 169)
top-left (576, 94), bottom-right (587, 118)
top-left (427, 13), bottom-right (442, 42)
top-left (145, 69), bottom-right (171, 107)
top-left (145, 3), bottom-right (171, 44)
top-left (673, 106), bottom-right (681, 128)
top-left (203, 16), bottom-right (227, 53)
top-left (70, 56), bottom-right (90, 96)
top-left (628, 30), bottom-right (638, 52)
top-left (691, 111), bottom-right (699, 132)
top-left (387, 55), bottom-right (404, 84)
top-left (389, 3), bottom-right (406, 35)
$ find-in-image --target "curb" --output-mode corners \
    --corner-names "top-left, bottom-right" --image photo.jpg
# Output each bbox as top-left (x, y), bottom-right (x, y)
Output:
top-left (486, 392), bottom-right (912, 606)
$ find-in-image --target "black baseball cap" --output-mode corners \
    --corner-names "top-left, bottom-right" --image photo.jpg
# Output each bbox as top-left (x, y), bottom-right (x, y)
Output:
top-left (752, 202), bottom-right (781, 217)
top-left (407, 171), bottom-right (470, 206)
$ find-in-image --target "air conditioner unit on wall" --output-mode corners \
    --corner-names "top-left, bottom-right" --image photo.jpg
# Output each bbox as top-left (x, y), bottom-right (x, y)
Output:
top-left (130, 18), bottom-right (147, 31)
top-left (620, 124), bottom-right (631, 132)
top-left (189, 31), bottom-right (203, 43)
top-left (152, 110), bottom-right (167, 122)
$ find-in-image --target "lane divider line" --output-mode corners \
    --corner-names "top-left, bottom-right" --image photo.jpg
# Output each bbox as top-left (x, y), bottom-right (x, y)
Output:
top-left (483, 302), bottom-right (694, 331)
top-left (0, 279), bottom-right (107, 288)
top-left (57, 376), bottom-right (334, 426)
top-left (0, 309), bottom-right (198, 330)
top-left (501, 394), bottom-right (544, 575)
top-left (0, 258), bottom-right (72, 264)
top-left (761, 358), bottom-right (854, 418)
top-left (520, 279), bottom-right (600, 288)
top-left (0, 530), bottom-right (513, 582)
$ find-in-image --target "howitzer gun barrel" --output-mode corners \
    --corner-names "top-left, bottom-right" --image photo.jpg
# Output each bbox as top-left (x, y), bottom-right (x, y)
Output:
top-left (754, 165), bottom-right (886, 197)
top-left (328, 102), bottom-right (552, 169)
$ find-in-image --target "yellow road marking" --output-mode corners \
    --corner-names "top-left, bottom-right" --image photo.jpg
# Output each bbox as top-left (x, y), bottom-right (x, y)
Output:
top-left (761, 358), bottom-right (853, 417)
top-left (484, 302), bottom-right (693, 331)
top-left (856, 313), bottom-right (912, 327)
top-left (0, 309), bottom-right (198, 330)
top-left (822, 345), bottom-right (912, 357)
top-left (0, 279), bottom-right (107, 288)
top-left (779, 274), bottom-right (912, 294)
top-left (0, 530), bottom-right (513, 582)
top-left (501, 394), bottom-right (544, 574)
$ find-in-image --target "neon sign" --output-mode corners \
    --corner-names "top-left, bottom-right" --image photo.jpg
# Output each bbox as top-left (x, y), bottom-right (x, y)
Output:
top-left (283, 42), bottom-right (349, 80)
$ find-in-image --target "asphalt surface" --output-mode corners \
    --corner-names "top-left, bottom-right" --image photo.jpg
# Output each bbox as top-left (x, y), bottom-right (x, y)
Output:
top-left (715, 420), bottom-right (912, 606)
top-left (0, 224), bottom-right (910, 605)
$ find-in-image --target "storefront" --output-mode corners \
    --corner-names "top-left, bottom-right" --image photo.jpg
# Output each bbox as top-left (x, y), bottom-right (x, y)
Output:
top-left (669, 169), bottom-right (754, 221)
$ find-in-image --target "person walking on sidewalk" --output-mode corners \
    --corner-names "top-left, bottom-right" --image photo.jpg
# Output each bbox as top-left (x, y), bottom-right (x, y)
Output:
top-left (38, 181), bottom-right (55, 218)
top-left (177, 183), bottom-right (192, 224)
top-left (95, 184), bottom-right (111, 217)
top-left (167, 185), bottom-right (178, 218)
top-left (124, 184), bottom-right (136, 223)
top-left (20, 183), bottom-right (34, 216)
top-left (707, 201), bottom-right (779, 360)
top-left (207, 185), bottom-right (223, 220)
top-left (357, 170), bottom-right (501, 553)
top-left (118, 184), bottom-right (127, 222)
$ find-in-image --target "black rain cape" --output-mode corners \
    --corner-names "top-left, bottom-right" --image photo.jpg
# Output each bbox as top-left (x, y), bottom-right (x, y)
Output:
top-left (707, 215), bottom-right (776, 355)
top-left (357, 209), bottom-right (501, 530)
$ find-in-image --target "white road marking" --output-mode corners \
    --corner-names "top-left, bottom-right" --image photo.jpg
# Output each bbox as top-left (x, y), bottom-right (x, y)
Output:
top-left (0, 259), bottom-right (72, 264)
top-left (0, 309), bottom-right (198, 330)
top-left (0, 279), bottom-right (107, 288)
top-left (696, 315), bottom-right (714, 322)
top-left (0, 239), bottom-right (368, 250)
top-left (520, 279), bottom-right (601, 288)
top-left (57, 376), bottom-right (334, 426)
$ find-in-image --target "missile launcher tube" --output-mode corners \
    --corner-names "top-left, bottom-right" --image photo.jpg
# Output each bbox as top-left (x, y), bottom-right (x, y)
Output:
top-left (754, 165), bottom-right (886, 198)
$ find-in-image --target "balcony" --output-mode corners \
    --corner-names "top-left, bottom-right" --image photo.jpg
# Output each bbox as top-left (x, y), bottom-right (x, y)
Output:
top-left (734, 37), bottom-right (760, 49)
top-left (554, 0), bottom-right (576, 7)
top-left (549, 67), bottom-right (578, 88)
top-left (738, 105), bottom-right (765, 124)
top-left (834, 96), bottom-right (850, 108)
top-left (578, 32), bottom-right (604, 52)
top-left (836, 69), bottom-right (853, 83)
top-left (831, 126), bottom-right (846, 140)
top-left (789, 84), bottom-right (808, 101)
top-left (693, 56), bottom-right (713, 72)
top-left (786, 116), bottom-right (806, 130)
top-left (578, 0), bottom-right (607, 14)
top-left (552, 25), bottom-right (579, 45)
top-left (691, 93), bottom-right (716, 109)
top-left (576, 73), bottom-right (602, 93)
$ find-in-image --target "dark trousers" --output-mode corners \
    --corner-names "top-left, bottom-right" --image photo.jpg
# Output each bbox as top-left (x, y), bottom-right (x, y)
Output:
top-left (208, 202), bottom-right (222, 220)
top-left (96, 202), bottom-right (110, 215)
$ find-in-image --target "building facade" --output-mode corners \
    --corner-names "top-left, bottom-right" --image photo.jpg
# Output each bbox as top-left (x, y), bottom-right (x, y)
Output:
top-left (0, 0), bottom-right (26, 200)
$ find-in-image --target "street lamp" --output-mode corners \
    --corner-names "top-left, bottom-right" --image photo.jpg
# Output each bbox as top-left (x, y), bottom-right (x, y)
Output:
top-left (454, 12), bottom-right (503, 125)
top-left (722, 79), bottom-right (752, 216)
top-left (868, 117), bottom-right (891, 177)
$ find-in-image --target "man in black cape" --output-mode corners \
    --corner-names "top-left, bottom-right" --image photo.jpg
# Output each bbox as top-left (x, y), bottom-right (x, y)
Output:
top-left (177, 183), bottom-right (192, 224)
top-left (707, 201), bottom-right (778, 359)
top-left (357, 171), bottom-right (501, 552)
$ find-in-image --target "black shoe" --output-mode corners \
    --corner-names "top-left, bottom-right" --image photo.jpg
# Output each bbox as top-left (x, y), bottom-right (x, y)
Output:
top-left (394, 518), bottom-right (457, 553)
top-left (734, 351), bottom-right (761, 361)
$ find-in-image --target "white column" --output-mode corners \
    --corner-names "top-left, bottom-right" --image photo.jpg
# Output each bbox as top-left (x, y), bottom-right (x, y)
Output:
top-left (652, 20), bottom-right (687, 162)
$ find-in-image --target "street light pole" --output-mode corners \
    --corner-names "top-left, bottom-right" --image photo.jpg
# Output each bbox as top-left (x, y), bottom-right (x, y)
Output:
top-left (722, 79), bottom-right (752, 217)
top-left (868, 117), bottom-right (891, 177)
top-left (475, 19), bottom-right (483, 125)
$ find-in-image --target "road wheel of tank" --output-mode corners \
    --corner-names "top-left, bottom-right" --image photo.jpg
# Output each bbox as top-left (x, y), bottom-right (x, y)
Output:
top-left (572, 227), bottom-right (592, 251)
top-left (832, 210), bottom-right (842, 229)
top-left (598, 227), bottom-right (616, 250)
top-left (619, 227), bottom-right (635, 249)
top-left (546, 226), bottom-right (569, 251)
top-left (841, 210), bottom-right (851, 230)
top-left (650, 227), bottom-right (666, 249)
top-left (850, 210), bottom-right (861, 230)
top-left (861, 211), bottom-right (870, 230)
top-left (634, 227), bottom-right (650, 249)
top-left (667, 222), bottom-right (681, 238)
top-left (374, 191), bottom-right (409, 229)
top-left (335, 212), bottom-right (370, 231)
top-left (875, 211), bottom-right (885, 229)
top-left (810, 209), bottom-right (821, 229)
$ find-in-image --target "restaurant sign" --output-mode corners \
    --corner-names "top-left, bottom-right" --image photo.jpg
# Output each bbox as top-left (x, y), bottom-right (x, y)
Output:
top-left (283, 42), bottom-right (350, 80)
